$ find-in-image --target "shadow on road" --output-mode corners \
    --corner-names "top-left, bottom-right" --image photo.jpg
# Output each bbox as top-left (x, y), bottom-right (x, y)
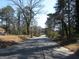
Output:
top-left (0, 38), bottom-right (78, 59)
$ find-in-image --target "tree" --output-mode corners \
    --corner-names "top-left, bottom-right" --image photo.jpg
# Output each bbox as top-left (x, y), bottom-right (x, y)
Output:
top-left (54, 0), bottom-right (77, 43)
top-left (0, 6), bottom-right (15, 33)
top-left (9, 0), bottom-right (43, 35)
top-left (55, 0), bottom-right (68, 39)
top-left (45, 14), bottom-right (53, 38)
top-left (45, 13), bottom-right (59, 38)
top-left (16, 8), bottom-right (22, 34)
top-left (55, 0), bottom-right (66, 12)
top-left (76, 0), bottom-right (79, 33)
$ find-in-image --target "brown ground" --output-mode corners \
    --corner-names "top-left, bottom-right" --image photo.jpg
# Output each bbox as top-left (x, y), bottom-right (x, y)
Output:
top-left (0, 35), bottom-right (30, 42)
top-left (64, 44), bottom-right (79, 52)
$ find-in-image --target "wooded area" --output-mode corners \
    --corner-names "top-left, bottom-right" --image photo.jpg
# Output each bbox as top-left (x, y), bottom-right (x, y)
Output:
top-left (45, 0), bottom-right (79, 44)
top-left (0, 0), bottom-right (44, 36)
top-left (0, 0), bottom-right (79, 48)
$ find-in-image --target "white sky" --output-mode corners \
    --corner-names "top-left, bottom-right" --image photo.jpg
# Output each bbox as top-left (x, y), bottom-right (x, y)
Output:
top-left (0, 0), bottom-right (57, 28)
top-left (37, 0), bottom-right (57, 28)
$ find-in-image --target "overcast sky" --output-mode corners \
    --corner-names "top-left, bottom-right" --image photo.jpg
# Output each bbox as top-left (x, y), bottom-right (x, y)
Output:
top-left (0, 0), bottom-right (57, 28)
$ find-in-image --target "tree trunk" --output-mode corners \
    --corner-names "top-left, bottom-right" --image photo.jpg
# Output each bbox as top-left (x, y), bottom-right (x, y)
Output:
top-left (68, 0), bottom-right (71, 40)
top-left (63, 22), bottom-right (69, 40)
top-left (17, 15), bottom-right (21, 34)
top-left (27, 23), bottom-right (30, 35)
top-left (76, 0), bottom-right (79, 33)
top-left (61, 19), bottom-right (64, 39)
top-left (6, 18), bottom-right (9, 33)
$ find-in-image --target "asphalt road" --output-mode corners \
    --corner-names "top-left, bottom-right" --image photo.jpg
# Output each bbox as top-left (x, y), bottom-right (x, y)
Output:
top-left (0, 37), bottom-right (78, 59)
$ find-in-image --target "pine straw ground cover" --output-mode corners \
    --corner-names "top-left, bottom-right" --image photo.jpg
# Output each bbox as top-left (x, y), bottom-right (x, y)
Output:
top-left (0, 35), bottom-right (30, 48)
top-left (64, 44), bottom-right (79, 52)
top-left (0, 35), bottom-right (30, 42)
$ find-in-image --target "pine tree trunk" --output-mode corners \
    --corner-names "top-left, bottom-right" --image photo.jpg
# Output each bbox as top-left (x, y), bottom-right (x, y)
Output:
top-left (68, 0), bottom-right (71, 40)
top-left (76, 0), bottom-right (79, 33)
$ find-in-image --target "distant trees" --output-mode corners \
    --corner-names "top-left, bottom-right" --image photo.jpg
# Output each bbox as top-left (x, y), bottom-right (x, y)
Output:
top-left (30, 26), bottom-right (43, 37)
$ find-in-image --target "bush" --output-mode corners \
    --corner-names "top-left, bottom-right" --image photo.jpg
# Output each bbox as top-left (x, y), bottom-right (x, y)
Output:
top-left (46, 31), bottom-right (60, 39)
